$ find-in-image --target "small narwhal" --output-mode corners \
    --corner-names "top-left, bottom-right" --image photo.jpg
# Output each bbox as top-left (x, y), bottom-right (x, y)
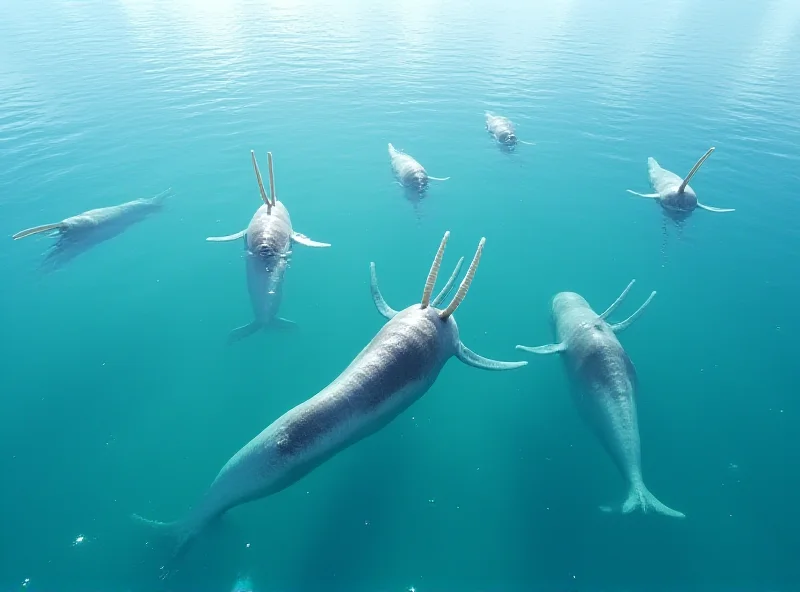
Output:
top-left (485, 112), bottom-right (535, 152)
top-left (388, 142), bottom-right (450, 198)
top-left (132, 231), bottom-right (526, 560)
top-left (11, 189), bottom-right (171, 271)
top-left (626, 147), bottom-right (735, 221)
top-left (207, 151), bottom-right (330, 343)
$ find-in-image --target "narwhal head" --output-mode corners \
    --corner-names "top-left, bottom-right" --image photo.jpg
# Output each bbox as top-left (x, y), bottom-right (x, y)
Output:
top-left (410, 169), bottom-right (429, 192)
top-left (551, 291), bottom-right (590, 319)
top-left (662, 147), bottom-right (715, 213)
top-left (369, 231), bottom-right (528, 371)
top-left (497, 129), bottom-right (518, 148)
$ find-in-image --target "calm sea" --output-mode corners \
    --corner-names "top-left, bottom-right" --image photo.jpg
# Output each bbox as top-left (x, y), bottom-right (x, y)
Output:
top-left (1, 0), bottom-right (798, 591)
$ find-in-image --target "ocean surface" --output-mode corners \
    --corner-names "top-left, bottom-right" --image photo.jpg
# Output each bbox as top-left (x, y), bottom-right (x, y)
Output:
top-left (1, 0), bottom-right (799, 591)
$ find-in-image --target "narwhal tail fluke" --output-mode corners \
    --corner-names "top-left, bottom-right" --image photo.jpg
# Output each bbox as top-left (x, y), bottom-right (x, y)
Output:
top-left (131, 513), bottom-right (197, 561)
top-left (227, 321), bottom-right (263, 344)
top-left (617, 482), bottom-right (685, 519)
top-left (149, 187), bottom-right (174, 205)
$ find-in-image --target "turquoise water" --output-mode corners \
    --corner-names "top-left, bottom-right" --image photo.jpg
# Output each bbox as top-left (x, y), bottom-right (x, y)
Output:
top-left (1, 0), bottom-right (799, 590)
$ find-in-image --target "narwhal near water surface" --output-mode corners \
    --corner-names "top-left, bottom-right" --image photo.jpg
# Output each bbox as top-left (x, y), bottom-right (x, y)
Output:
top-left (133, 231), bottom-right (527, 559)
top-left (388, 143), bottom-right (450, 192)
top-left (626, 147), bottom-right (735, 221)
top-left (11, 189), bottom-right (171, 271)
top-left (207, 150), bottom-right (330, 343)
top-left (484, 112), bottom-right (535, 151)
top-left (516, 281), bottom-right (684, 519)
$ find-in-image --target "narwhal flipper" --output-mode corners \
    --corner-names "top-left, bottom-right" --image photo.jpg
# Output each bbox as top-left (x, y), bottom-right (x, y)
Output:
top-left (207, 230), bottom-right (246, 242)
top-left (291, 232), bottom-right (331, 247)
top-left (600, 482), bottom-right (685, 519)
top-left (626, 190), bottom-right (660, 198)
top-left (12, 222), bottom-right (64, 240)
top-left (516, 343), bottom-right (566, 355)
top-left (456, 342), bottom-right (527, 370)
top-left (697, 203), bottom-right (735, 213)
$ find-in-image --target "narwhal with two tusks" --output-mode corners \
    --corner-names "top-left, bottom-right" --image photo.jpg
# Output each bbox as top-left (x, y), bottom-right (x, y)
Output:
top-left (516, 281), bottom-right (685, 519)
top-left (11, 188), bottom-right (172, 271)
top-left (626, 147), bottom-right (735, 221)
top-left (485, 112), bottom-right (535, 151)
top-left (133, 231), bottom-right (527, 559)
top-left (206, 150), bottom-right (330, 344)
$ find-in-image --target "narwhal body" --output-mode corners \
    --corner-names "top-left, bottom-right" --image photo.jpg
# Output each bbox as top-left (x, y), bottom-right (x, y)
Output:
top-left (627, 147), bottom-right (734, 222)
top-left (134, 231), bottom-right (527, 558)
top-left (388, 143), bottom-right (450, 194)
top-left (11, 189), bottom-right (171, 270)
top-left (517, 281), bottom-right (684, 519)
top-left (484, 112), bottom-right (534, 151)
top-left (207, 151), bottom-right (330, 343)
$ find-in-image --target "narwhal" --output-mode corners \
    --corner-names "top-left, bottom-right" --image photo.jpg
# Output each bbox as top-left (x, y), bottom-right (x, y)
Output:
top-left (11, 189), bottom-right (171, 271)
top-left (485, 112), bottom-right (535, 151)
top-left (388, 142), bottom-right (450, 194)
top-left (626, 147), bottom-right (735, 220)
top-left (207, 150), bottom-right (330, 343)
top-left (516, 281), bottom-right (684, 519)
top-left (133, 231), bottom-right (527, 559)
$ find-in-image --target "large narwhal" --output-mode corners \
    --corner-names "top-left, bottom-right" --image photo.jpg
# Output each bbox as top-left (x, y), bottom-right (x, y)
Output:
top-left (11, 189), bottom-right (171, 271)
top-left (207, 150), bottom-right (330, 343)
top-left (133, 231), bottom-right (527, 559)
top-left (516, 281), bottom-right (684, 519)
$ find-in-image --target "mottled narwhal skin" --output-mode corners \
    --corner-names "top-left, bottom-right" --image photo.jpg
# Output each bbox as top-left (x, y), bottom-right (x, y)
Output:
top-left (517, 282), bottom-right (684, 519)
top-left (11, 190), bottom-right (170, 271)
top-left (388, 142), bottom-right (450, 193)
top-left (207, 151), bottom-right (330, 343)
top-left (133, 231), bottom-right (527, 559)
top-left (627, 147), bottom-right (735, 223)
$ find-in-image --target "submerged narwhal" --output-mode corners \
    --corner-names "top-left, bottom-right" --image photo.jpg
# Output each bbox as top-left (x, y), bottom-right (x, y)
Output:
top-left (11, 189), bottom-right (171, 271)
top-left (133, 231), bottom-right (527, 558)
top-left (207, 150), bottom-right (330, 343)
top-left (516, 281), bottom-right (684, 519)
